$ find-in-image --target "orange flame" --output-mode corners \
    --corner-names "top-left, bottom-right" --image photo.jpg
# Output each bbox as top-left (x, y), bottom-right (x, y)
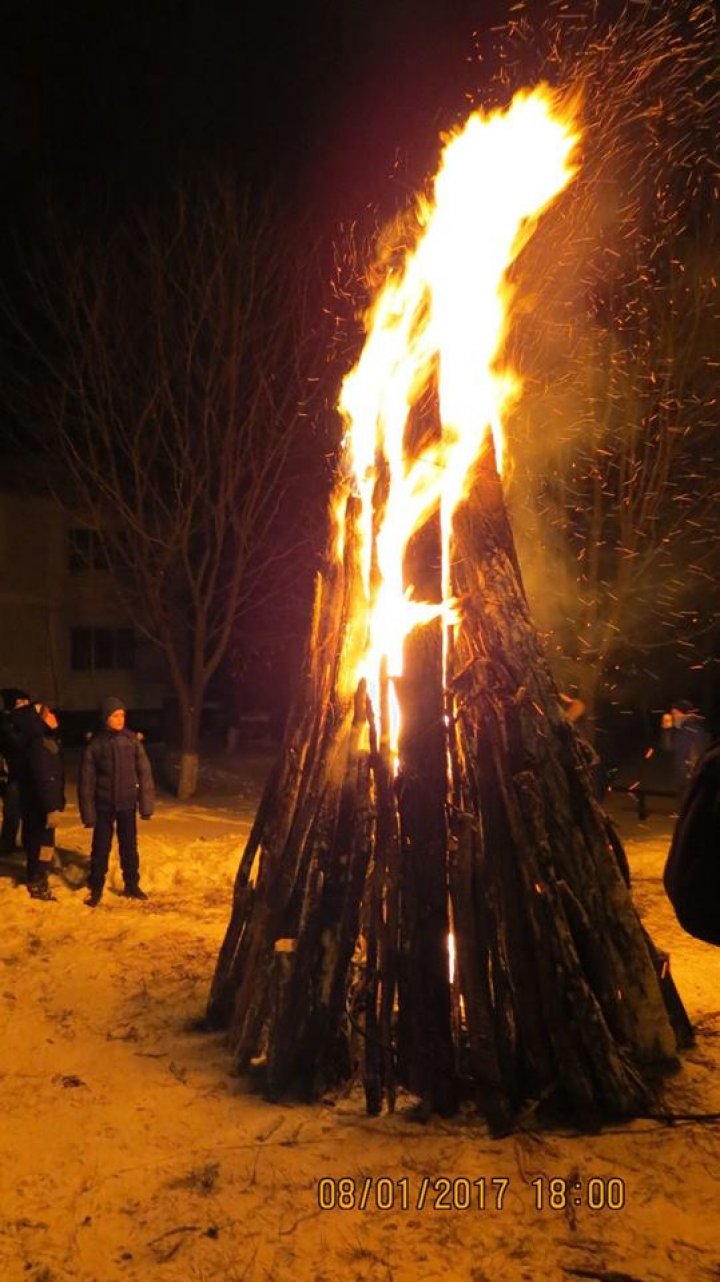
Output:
top-left (338, 87), bottom-right (581, 758)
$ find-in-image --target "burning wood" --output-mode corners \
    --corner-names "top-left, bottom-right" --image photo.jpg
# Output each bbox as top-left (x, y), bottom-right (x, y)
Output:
top-left (207, 87), bottom-right (690, 1131)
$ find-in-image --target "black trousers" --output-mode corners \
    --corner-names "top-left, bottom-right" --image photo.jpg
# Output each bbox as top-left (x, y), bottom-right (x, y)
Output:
top-left (89, 809), bottom-right (140, 891)
top-left (21, 804), bottom-right (53, 883)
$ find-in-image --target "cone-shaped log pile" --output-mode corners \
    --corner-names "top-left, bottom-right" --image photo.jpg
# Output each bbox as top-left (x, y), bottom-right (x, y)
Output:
top-left (207, 446), bottom-right (690, 1133)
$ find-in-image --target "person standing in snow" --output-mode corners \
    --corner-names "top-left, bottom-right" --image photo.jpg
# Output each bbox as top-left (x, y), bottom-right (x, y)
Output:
top-left (10, 698), bottom-right (66, 900)
top-left (560, 689), bottom-right (607, 802)
top-left (662, 699), bottom-right (711, 798)
top-left (79, 696), bottom-right (155, 907)
top-left (0, 687), bottom-right (32, 854)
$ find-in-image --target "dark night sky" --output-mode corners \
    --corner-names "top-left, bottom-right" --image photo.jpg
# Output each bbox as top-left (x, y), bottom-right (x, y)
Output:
top-left (1, 1), bottom-right (510, 231)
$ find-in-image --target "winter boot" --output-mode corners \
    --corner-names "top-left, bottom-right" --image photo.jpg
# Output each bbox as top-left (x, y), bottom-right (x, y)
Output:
top-left (123, 885), bottom-right (148, 901)
top-left (85, 886), bottom-right (103, 907)
top-left (28, 876), bottom-right (57, 902)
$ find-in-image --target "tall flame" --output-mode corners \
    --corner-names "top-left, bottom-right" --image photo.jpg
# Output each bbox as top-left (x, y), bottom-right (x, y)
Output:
top-left (338, 87), bottom-right (580, 758)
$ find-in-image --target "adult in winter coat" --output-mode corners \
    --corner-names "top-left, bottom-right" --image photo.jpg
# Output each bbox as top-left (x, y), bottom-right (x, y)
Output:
top-left (79, 696), bottom-right (155, 906)
top-left (12, 700), bottom-right (66, 900)
top-left (0, 687), bottom-right (32, 853)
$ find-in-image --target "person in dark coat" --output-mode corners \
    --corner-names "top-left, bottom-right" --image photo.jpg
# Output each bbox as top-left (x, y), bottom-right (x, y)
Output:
top-left (559, 690), bottom-right (607, 803)
top-left (0, 688), bottom-right (32, 853)
top-left (663, 699), bottom-right (711, 798)
top-left (79, 696), bottom-right (155, 906)
top-left (12, 699), bottom-right (66, 900)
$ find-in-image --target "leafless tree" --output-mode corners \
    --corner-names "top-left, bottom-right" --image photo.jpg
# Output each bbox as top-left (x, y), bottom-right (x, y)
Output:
top-left (5, 172), bottom-right (332, 797)
top-left (509, 241), bottom-right (719, 728)
top-left (491, 0), bottom-right (720, 731)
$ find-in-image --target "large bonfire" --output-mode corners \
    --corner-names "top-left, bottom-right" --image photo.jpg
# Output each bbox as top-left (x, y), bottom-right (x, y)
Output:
top-left (208, 86), bottom-right (689, 1132)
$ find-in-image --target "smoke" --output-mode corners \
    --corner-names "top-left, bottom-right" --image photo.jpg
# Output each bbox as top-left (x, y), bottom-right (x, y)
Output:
top-left (326, 2), bottom-right (720, 704)
top-left (480, 0), bottom-right (720, 679)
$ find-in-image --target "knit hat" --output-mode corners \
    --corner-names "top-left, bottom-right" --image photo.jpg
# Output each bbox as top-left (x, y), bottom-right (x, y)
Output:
top-left (100, 695), bottom-right (126, 722)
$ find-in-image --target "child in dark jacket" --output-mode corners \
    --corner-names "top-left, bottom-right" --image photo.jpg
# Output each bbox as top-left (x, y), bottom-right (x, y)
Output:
top-left (79, 696), bottom-right (155, 907)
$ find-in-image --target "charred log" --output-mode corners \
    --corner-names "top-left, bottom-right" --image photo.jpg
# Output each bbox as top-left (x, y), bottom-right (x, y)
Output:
top-left (208, 454), bottom-right (688, 1130)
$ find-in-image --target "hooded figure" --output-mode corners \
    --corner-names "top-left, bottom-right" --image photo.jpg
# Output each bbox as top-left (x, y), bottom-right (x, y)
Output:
top-left (78, 696), bottom-right (155, 906)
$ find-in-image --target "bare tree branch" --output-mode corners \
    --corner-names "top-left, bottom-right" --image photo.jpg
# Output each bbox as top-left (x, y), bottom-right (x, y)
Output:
top-left (1, 169), bottom-right (334, 796)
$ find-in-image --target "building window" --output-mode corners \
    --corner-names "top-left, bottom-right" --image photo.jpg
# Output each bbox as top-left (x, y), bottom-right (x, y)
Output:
top-left (70, 628), bottom-right (135, 671)
top-left (68, 528), bottom-right (106, 573)
top-left (70, 628), bottom-right (93, 671)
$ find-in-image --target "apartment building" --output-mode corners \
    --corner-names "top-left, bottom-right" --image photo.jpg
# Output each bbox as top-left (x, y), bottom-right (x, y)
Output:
top-left (0, 487), bottom-right (169, 713)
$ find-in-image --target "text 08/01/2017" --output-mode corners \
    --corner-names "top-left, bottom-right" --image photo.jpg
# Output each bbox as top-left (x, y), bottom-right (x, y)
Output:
top-left (317, 1175), bottom-right (626, 1213)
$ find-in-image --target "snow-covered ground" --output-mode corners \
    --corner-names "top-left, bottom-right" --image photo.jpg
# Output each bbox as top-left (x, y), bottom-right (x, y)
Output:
top-left (1, 756), bottom-right (718, 1282)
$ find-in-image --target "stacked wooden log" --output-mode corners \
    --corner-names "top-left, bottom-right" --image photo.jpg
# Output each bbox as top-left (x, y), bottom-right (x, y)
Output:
top-left (207, 447), bottom-right (690, 1133)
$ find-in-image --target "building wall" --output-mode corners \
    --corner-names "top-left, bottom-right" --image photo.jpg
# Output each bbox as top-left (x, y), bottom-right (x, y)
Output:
top-left (0, 490), bottom-right (170, 710)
